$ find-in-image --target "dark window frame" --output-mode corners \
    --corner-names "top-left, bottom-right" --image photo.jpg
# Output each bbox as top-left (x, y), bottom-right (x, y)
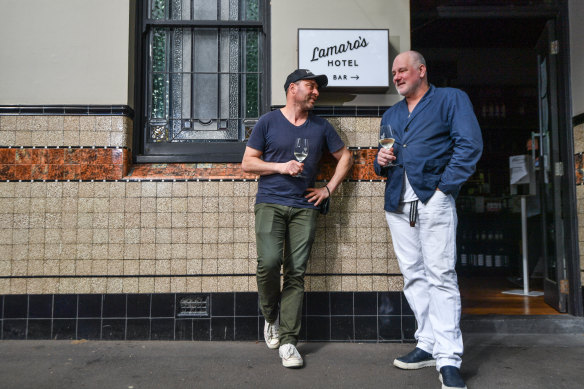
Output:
top-left (133, 0), bottom-right (270, 163)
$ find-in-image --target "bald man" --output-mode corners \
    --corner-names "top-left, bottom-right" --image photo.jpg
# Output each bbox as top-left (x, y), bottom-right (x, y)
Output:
top-left (374, 51), bottom-right (482, 389)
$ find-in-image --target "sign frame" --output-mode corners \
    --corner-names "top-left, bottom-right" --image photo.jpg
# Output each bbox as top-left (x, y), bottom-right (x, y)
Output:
top-left (297, 28), bottom-right (390, 92)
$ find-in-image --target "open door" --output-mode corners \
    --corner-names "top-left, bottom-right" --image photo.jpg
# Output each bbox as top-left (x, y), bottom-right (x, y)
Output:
top-left (535, 20), bottom-right (567, 312)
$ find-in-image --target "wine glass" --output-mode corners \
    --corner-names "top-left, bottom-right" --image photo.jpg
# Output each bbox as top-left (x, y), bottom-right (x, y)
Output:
top-left (379, 124), bottom-right (396, 167)
top-left (293, 138), bottom-right (309, 177)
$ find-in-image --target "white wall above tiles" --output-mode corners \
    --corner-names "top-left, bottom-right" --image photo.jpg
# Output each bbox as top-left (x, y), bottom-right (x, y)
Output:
top-left (0, 0), bottom-right (131, 106)
top-left (270, 0), bottom-right (410, 107)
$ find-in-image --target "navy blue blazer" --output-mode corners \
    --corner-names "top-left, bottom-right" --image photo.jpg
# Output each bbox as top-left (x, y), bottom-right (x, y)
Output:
top-left (374, 85), bottom-right (483, 212)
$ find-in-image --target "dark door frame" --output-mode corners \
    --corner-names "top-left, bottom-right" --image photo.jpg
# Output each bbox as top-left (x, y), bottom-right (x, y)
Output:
top-left (411, 0), bottom-right (581, 315)
top-left (554, 0), bottom-right (582, 316)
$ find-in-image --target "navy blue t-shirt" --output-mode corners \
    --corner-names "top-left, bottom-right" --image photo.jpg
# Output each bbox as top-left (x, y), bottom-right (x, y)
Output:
top-left (246, 109), bottom-right (345, 209)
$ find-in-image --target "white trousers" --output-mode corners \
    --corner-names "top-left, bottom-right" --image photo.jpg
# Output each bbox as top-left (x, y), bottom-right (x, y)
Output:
top-left (385, 190), bottom-right (463, 370)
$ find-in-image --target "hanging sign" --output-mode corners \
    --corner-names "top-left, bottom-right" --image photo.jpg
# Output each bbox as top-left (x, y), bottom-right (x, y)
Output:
top-left (298, 29), bottom-right (390, 89)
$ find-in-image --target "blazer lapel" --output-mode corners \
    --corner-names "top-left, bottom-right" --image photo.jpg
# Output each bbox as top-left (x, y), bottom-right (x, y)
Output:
top-left (403, 85), bottom-right (435, 130)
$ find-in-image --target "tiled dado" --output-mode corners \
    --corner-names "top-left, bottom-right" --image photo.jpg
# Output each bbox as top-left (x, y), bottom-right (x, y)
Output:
top-left (124, 148), bottom-right (380, 181)
top-left (126, 162), bottom-right (258, 181)
top-left (124, 148), bottom-right (380, 182)
top-left (0, 292), bottom-right (415, 342)
top-left (0, 114), bottom-right (133, 148)
top-left (0, 147), bottom-right (130, 181)
top-left (318, 148), bottom-right (380, 181)
top-left (0, 148), bottom-right (381, 182)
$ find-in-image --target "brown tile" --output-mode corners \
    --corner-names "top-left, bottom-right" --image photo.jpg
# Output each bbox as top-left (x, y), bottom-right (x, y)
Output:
top-left (0, 149), bottom-right (16, 164)
top-left (100, 164), bottom-right (123, 180)
top-left (15, 149), bottom-right (32, 164)
top-left (78, 164), bottom-right (97, 179)
top-left (30, 149), bottom-right (45, 165)
top-left (148, 165), bottom-right (170, 176)
top-left (163, 164), bottom-right (187, 176)
top-left (45, 149), bottom-right (65, 165)
top-left (575, 153), bottom-right (583, 186)
top-left (47, 164), bottom-right (64, 180)
top-left (74, 148), bottom-right (96, 164)
top-left (13, 165), bottom-right (32, 180)
top-left (122, 150), bottom-right (131, 176)
top-left (62, 164), bottom-right (80, 180)
top-left (94, 148), bottom-right (113, 164)
top-left (111, 148), bottom-right (124, 165)
top-left (126, 164), bottom-right (149, 178)
top-left (111, 165), bottom-right (124, 179)
top-left (64, 149), bottom-right (90, 164)
top-left (76, 149), bottom-right (98, 164)
top-left (0, 165), bottom-right (13, 180)
top-left (76, 164), bottom-right (121, 180)
top-left (31, 165), bottom-right (49, 180)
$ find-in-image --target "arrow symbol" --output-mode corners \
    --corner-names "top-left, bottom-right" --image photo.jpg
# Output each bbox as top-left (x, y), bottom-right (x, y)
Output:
top-left (350, 75), bottom-right (360, 80)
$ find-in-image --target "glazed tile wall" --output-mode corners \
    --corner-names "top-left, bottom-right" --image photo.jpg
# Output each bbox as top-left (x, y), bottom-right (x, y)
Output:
top-left (0, 116), bottom-right (133, 148)
top-left (0, 292), bottom-right (415, 342)
top-left (0, 180), bottom-right (400, 294)
top-left (0, 113), bottom-right (403, 295)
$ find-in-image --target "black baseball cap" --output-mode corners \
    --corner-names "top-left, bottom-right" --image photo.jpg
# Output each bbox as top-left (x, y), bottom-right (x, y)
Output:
top-left (284, 69), bottom-right (328, 91)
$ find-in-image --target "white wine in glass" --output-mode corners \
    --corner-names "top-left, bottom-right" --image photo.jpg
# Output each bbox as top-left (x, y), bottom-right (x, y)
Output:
top-left (293, 138), bottom-right (309, 177)
top-left (379, 124), bottom-right (396, 166)
top-left (379, 138), bottom-right (395, 150)
top-left (294, 150), bottom-right (307, 162)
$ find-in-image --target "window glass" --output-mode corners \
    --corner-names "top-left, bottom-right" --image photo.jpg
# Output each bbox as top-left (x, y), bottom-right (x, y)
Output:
top-left (141, 0), bottom-right (265, 160)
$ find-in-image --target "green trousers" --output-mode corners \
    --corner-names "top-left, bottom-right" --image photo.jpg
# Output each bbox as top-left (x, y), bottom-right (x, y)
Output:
top-left (254, 203), bottom-right (319, 346)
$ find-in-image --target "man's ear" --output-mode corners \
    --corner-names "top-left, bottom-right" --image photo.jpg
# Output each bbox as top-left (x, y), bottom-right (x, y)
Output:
top-left (419, 64), bottom-right (427, 79)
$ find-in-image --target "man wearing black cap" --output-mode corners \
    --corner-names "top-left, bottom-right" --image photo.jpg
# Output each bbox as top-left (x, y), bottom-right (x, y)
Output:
top-left (242, 69), bottom-right (352, 368)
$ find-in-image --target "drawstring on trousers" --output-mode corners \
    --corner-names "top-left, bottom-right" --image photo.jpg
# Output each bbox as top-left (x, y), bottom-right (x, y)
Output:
top-left (409, 200), bottom-right (418, 227)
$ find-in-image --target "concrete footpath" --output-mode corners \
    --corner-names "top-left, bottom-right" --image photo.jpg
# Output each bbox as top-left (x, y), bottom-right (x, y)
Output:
top-left (1, 333), bottom-right (584, 389)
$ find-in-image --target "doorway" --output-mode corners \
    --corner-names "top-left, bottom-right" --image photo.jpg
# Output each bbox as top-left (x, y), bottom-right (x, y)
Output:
top-left (410, 1), bottom-right (579, 315)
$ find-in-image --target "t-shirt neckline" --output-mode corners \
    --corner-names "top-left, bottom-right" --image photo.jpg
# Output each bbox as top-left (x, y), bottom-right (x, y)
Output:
top-left (278, 109), bottom-right (310, 129)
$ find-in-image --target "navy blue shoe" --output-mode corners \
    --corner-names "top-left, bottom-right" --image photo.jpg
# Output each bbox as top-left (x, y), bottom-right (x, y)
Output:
top-left (393, 347), bottom-right (436, 369)
top-left (439, 366), bottom-right (467, 389)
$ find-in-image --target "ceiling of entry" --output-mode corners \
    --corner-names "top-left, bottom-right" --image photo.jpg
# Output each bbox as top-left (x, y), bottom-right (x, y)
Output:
top-left (411, 1), bottom-right (555, 48)
top-left (412, 17), bottom-right (548, 48)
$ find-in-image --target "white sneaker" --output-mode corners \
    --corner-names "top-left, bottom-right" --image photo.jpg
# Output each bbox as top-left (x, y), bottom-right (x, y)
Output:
top-left (263, 317), bottom-right (280, 349)
top-left (279, 344), bottom-right (303, 368)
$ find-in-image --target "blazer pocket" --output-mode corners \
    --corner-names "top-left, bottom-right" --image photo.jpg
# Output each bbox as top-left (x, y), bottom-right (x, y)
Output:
top-left (422, 158), bottom-right (450, 175)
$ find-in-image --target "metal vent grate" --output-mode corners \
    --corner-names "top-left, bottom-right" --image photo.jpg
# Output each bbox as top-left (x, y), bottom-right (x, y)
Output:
top-left (177, 295), bottom-right (209, 317)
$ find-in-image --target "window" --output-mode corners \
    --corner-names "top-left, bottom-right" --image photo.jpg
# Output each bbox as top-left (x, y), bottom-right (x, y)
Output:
top-left (135, 0), bottom-right (269, 162)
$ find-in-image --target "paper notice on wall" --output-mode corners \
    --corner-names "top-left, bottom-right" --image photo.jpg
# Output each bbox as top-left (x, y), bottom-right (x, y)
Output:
top-left (509, 155), bottom-right (531, 185)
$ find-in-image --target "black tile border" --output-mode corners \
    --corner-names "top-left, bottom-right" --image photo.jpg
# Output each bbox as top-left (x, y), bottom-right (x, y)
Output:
top-left (272, 105), bottom-right (390, 117)
top-left (0, 292), bottom-right (414, 342)
top-left (0, 105), bottom-right (384, 119)
top-left (0, 105), bottom-right (134, 118)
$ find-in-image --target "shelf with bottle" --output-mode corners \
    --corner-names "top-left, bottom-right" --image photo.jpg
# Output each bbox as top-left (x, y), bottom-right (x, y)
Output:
top-left (456, 213), bottom-right (521, 275)
top-left (465, 85), bottom-right (539, 129)
top-left (458, 230), bottom-right (511, 271)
